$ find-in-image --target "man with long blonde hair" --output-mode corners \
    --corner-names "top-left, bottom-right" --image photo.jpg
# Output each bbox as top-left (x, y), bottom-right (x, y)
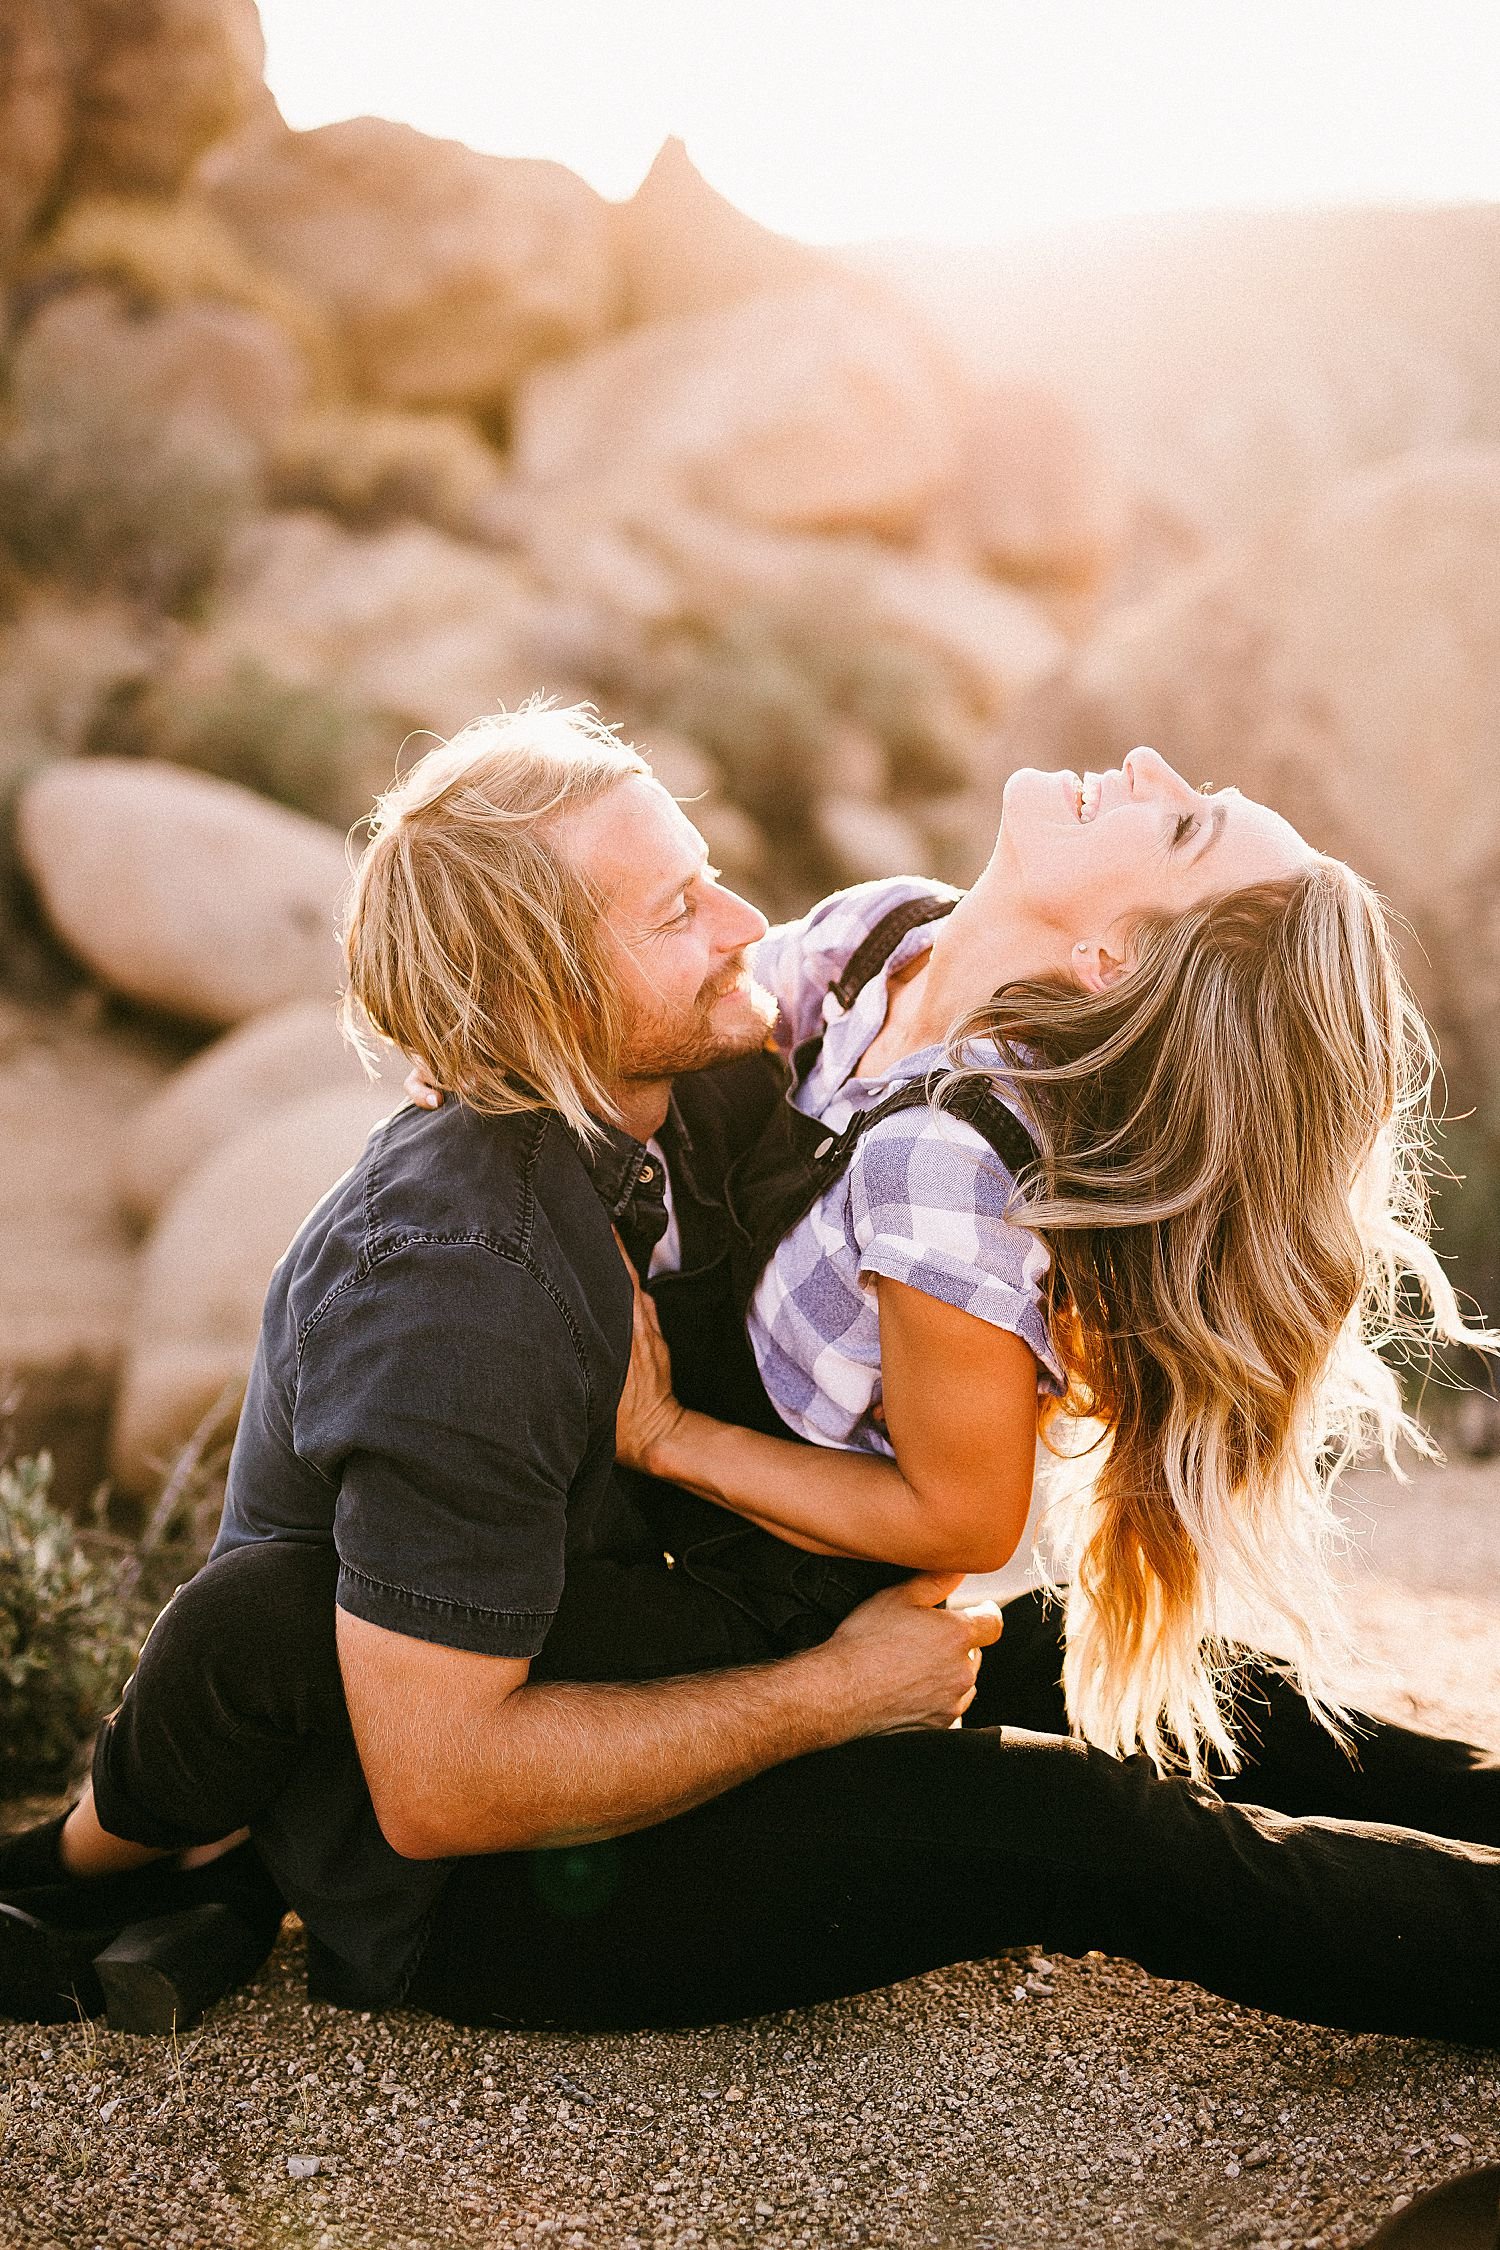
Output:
top-left (8, 706), bottom-right (1500, 2051)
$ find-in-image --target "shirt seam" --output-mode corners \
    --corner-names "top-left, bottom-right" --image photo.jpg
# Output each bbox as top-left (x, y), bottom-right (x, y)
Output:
top-left (336, 1558), bottom-right (557, 1628)
top-left (293, 1233), bottom-right (598, 1414)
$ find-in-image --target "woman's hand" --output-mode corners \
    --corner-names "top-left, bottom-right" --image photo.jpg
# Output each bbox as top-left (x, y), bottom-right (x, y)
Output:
top-left (404, 1059), bottom-right (444, 1109)
top-left (613, 1236), bottom-right (687, 1474)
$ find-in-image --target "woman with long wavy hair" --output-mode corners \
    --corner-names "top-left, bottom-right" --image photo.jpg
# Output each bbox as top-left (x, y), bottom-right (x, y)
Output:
top-left (601, 745), bottom-right (1489, 1783)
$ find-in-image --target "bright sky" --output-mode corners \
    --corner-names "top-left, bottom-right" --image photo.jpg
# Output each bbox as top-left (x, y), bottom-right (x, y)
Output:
top-left (258, 0), bottom-right (1500, 246)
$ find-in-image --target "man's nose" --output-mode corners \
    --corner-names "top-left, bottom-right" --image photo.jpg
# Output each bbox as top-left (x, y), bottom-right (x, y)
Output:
top-left (715, 885), bottom-right (769, 951)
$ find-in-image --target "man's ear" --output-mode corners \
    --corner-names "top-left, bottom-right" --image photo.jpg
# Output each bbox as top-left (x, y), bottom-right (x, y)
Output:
top-left (1070, 938), bottom-right (1129, 995)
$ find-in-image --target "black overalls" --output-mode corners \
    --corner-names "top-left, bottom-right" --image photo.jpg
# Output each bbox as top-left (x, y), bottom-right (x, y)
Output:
top-left (611, 892), bottom-right (1043, 1658)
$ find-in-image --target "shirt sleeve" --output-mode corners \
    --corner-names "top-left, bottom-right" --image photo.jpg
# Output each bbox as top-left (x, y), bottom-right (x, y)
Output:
top-left (751, 878), bottom-right (944, 1055)
top-left (847, 1107), bottom-right (1066, 1394)
top-left (291, 1241), bottom-right (593, 1658)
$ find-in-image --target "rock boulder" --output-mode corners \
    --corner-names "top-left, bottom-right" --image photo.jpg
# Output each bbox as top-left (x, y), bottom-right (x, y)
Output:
top-left (116, 997), bottom-right (406, 1226)
top-left (168, 508), bottom-right (551, 744)
top-left (17, 757), bottom-right (351, 1026)
top-left (72, 0), bottom-right (270, 199)
top-left (614, 138), bottom-right (833, 326)
top-left (0, 0), bottom-right (71, 265)
top-left (512, 281), bottom-right (966, 537)
top-left (994, 446), bottom-right (1500, 1107)
top-left (203, 117), bottom-right (618, 411)
top-left (10, 282), bottom-right (310, 455)
top-left (110, 1083), bottom-right (397, 1490)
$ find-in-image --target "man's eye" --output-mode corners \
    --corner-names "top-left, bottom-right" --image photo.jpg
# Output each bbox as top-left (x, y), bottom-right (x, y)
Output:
top-left (1172, 812), bottom-right (1198, 847)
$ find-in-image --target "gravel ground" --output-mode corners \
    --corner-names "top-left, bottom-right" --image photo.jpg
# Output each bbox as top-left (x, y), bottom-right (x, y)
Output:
top-left (3, 1459), bottom-right (1499, 2250)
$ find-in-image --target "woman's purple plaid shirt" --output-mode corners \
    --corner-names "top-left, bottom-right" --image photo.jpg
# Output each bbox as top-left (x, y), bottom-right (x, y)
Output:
top-left (745, 877), bottom-right (1064, 1460)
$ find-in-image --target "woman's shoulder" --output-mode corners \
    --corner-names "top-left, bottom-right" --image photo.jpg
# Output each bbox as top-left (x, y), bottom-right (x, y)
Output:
top-left (851, 1088), bottom-right (1033, 1221)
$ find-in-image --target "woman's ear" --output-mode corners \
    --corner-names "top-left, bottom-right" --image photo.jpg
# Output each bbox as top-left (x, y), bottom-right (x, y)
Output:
top-left (1069, 938), bottom-right (1129, 994)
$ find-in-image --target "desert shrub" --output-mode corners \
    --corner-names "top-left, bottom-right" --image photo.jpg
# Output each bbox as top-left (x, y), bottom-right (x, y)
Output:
top-left (0, 1456), bottom-right (139, 1791)
top-left (269, 405), bottom-right (502, 536)
top-left (19, 195), bottom-right (340, 389)
top-left (606, 578), bottom-right (975, 903)
top-left (92, 659), bottom-right (394, 829)
top-left (0, 395), bottom-right (258, 614)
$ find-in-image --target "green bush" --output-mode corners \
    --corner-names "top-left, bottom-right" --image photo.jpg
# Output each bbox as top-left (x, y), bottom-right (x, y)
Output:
top-left (92, 658), bottom-right (394, 830)
top-left (0, 1456), bottom-right (140, 1791)
top-left (0, 398), bottom-right (258, 615)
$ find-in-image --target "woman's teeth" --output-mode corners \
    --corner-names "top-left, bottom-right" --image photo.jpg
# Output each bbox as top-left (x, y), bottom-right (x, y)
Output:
top-left (1079, 774), bottom-right (1102, 822)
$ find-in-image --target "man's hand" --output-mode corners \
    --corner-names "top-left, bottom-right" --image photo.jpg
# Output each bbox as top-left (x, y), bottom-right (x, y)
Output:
top-left (613, 1240), bottom-right (687, 1472)
top-left (826, 1574), bottom-right (1002, 1734)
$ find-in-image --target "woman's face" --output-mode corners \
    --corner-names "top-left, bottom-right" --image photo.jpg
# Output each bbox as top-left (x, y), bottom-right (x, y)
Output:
top-left (997, 747), bottom-right (1312, 952)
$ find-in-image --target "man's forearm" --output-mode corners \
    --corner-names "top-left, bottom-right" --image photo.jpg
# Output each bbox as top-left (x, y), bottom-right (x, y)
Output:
top-left (398, 1643), bottom-right (860, 1859)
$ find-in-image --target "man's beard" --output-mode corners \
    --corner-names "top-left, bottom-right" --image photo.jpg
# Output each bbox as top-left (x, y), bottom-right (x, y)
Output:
top-left (616, 955), bottom-right (778, 1083)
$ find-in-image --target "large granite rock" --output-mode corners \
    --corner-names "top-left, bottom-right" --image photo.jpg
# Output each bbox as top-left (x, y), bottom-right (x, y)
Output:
top-left (512, 281), bottom-right (966, 537)
top-left (613, 138), bottom-right (833, 326)
top-left (993, 447), bottom-right (1500, 1109)
top-left (203, 117), bottom-right (619, 411)
top-left (0, 0), bottom-right (71, 265)
top-left (71, 0), bottom-right (269, 199)
top-left (925, 379), bottom-right (1129, 594)
top-left (110, 1083), bottom-right (396, 1491)
top-left (0, 992), bottom-right (178, 1507)
top-left (116, 997), bottom-right (406, 1227)
top-left (9, 281), bottom-right (310, 455)
top-left (16, 758), bottom-right (350, 1026)
top-left (164, 507), bottom-right (550, 742)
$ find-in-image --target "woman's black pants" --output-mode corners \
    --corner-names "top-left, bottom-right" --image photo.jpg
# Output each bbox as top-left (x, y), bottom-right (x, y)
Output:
top-left (93, 1538), bottom-right (1500, 2044)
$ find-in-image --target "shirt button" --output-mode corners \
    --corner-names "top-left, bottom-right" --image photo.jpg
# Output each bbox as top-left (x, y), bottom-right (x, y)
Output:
top-left (814, 1137), bottom-right (835, 1160)
top-left (639, 1164), bottom-right (655, 1183)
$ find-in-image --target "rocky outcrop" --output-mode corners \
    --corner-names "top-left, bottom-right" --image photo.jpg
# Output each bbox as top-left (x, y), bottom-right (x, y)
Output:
top-left (924, 379), bottom-right (1129, 593)
top-left (115, 996), bottom-right (406, 1226)
top-left (202, 117), bottom-right (619, 411)
top-left (0, 991), bottom-right (177, 1506)
top-left (70, 0), bottom-right (269, 199)
top-left (512, 282), bottom-right (966, 537)
top-left (165, 507), bottom-right (551, 742)
top-left (613, 138), bottom-right (832, 326)
top-left (0, 0), bottom-right (72, 265)
top-left (109, 1082), bottom-right (397, 1490)
top-left (879, 205), bottom-right (1500, 555)
top-left (16, 758), bottom-right (350, 1025)
top-left (9, 281), bottom-right (310, 456)
top-left (993, 446), bottom-right (1500, 1106)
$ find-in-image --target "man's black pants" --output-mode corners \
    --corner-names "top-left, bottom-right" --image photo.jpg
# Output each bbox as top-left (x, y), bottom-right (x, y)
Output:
top-left (94, 1539), bottom-right (1500, 2044)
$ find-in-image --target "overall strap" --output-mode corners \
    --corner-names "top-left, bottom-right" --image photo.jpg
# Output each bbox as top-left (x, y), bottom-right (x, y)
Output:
top-left (829, 888), bottom-right (963, 1010)
top-left (790, 888), bottom-right (963, 1085)
top-left (813, 1071), bottom-right (1040, 1183)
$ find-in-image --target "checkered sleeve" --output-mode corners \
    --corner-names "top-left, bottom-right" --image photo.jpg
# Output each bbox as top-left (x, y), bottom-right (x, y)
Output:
top-left (847, 1105), bottom-right (1066, 1393)
top-left (751, 878), bottom-right (949, 1053)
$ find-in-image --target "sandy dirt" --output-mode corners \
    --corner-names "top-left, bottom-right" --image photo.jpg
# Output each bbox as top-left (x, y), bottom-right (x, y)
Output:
top-left (2, 1458), bottom-right (1498, 2250)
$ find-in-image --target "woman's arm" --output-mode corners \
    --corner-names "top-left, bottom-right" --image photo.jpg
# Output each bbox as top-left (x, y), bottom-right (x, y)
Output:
top-left (621, 1268), bottom-right (1038, 1575)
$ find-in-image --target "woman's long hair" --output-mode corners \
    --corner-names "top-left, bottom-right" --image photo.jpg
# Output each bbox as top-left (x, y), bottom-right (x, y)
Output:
top-left (944, 856), bottom-right (1495, 1779)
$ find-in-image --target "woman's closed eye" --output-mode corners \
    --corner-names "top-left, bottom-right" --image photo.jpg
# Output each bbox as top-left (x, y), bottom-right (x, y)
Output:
top-left (1171, 811), bottom-right (1199, 848)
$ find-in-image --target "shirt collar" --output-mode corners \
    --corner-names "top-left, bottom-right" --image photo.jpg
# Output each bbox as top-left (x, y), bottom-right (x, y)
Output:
top-left (576, 1117), bottom-right (654, 1222)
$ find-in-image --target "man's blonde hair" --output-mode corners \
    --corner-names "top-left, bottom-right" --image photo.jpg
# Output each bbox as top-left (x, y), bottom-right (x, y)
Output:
top-left (342, 703), bottom-right (648, 1140)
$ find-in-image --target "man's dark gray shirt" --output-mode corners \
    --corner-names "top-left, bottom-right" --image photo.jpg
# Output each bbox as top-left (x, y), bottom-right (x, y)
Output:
top-left (210, 1096), bottom-right (653, 2000)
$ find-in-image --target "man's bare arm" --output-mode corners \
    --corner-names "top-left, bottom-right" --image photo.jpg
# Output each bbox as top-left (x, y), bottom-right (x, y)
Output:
top-left (337, 1574), bottom-right (1001, 1861)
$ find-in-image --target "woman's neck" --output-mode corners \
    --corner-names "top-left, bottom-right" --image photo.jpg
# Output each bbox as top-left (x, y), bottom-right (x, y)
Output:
top-left (859, 866), bottom-right (1067, 1075)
